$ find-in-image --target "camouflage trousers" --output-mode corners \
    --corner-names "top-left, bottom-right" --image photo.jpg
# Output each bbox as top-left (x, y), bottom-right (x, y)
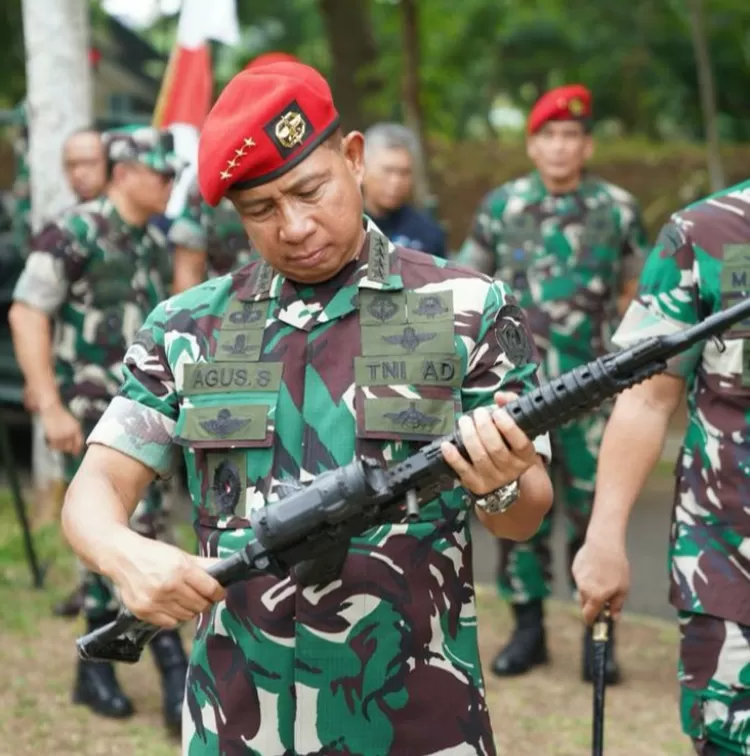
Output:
top-left (64, 421), bottom-right (175, 622)
top-left (679, 611), bottom-right (750, 755)
top-left (496, 410), bottom-right (608, 603)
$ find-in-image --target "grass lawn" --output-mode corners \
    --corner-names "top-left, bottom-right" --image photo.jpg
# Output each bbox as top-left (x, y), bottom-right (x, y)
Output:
top-left (0, 489), bottom-right (690, 755)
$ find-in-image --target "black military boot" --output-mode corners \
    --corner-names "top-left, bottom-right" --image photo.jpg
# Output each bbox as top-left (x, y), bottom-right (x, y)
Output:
top-left (582, 622), bottom-right (621, 685)
top-left (53, 584), bottom-right (84, 618)
top-left (72, 617), bottom-right (134, 718)
top-left (150, 630), bottom-right (189, 737)
top-left (491, 600), bottom-right (549, 677)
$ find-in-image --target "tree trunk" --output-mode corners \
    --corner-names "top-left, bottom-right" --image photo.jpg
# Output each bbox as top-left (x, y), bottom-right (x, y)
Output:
top-left (686, 0), bottom-right (725, 192)
top-left (21, 0), bottom-right (92, 516)
top-left (400, 0), bottom-right (431, 208)
top-left (22, 0), bottom-right (93, 231)
top-left (317, 0), bottom-right (382, 132)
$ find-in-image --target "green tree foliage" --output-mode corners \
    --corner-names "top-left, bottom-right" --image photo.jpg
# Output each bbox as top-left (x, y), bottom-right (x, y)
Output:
top-left (2, 0), bottom-right (750, 142)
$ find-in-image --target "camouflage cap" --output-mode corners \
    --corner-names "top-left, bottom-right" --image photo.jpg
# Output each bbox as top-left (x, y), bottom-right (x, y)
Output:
top-left (104, 125), bottom-right (185, 176)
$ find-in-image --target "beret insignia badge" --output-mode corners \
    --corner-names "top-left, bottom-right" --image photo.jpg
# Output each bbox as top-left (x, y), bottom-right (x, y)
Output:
top-left (568, 97), bottom-right (584, 116)
top-left (275, 111), bottom-right (306, 149)
top-left (265, 100), bottom-right (314, 157)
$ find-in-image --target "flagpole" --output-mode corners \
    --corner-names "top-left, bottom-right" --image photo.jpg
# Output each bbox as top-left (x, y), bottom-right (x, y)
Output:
top-left (152, 38), bottom-right (179, 128)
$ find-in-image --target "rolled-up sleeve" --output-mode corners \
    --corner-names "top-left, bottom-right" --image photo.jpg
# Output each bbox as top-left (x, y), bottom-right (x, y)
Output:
top-left (88, 302), bottom-right (179, 477)
top-left (168, 189), bottom-right (208, 251)
top-left (12, 222), bottom-right (87, 315)
top-left (612, 219), bottom-right (702, 379)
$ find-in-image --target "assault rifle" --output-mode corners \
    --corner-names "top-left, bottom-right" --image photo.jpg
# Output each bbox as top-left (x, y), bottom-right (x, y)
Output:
top-left (77, 297), bottom-right (750, 664)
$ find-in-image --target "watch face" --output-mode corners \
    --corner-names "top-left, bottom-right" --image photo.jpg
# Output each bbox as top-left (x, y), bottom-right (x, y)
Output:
top-left (482, 481), bottom-right (519, 514)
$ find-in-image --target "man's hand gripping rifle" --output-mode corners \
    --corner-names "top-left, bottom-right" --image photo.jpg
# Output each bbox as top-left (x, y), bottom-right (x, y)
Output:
top-left (76, 297), bottom-right (750, 665)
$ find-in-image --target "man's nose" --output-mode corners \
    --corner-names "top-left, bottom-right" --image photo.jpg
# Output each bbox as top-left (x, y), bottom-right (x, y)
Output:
top-left (278, 203), bottom-right (316, 244)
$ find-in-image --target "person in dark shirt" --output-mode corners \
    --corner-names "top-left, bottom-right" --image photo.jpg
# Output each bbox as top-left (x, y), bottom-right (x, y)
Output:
top-left (363, 122), bottom-right (447, 258)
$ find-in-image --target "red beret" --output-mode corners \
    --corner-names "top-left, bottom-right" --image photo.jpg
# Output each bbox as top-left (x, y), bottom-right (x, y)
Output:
top-left (527, 85), bottom-right (592, 135)
top-left (198, 61), bottom-right (340, 206)
top-left (245, 52), bottom-right (300, 71)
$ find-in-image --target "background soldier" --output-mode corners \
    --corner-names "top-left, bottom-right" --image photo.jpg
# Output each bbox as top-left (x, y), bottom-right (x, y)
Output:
top-left (61, 127), bottom-right (108, 204)
top-left (363, 122), bottom-right (447, 258)
top-left (61, 61), bottom-right (554, 755)
top-left (11, 125), bottom-right (107, 263)
top-left (52, 127), bottom-right (109, 617)
top-left (14, 126), bottom-right (109, 617)
top-left (8, 127), bottom-right (188, 735)
top-left (169, 176), bottom-right (259, 293)
top-left (458, 84), bottom-right (649, 682)
top-left (573, 179), bottom-right (750, 754)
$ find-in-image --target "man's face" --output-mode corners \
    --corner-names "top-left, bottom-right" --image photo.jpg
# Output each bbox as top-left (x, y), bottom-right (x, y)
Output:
top-left (120, 162), bottom-right (175, 216)
top-left (63, 132), bottom-right (107, 201)
top-left (526, 121), bottom-right (593, 185)
top-left (362, 146), bottom-right (413, 213)
top-left (230, 132), bottom-right (366, 284)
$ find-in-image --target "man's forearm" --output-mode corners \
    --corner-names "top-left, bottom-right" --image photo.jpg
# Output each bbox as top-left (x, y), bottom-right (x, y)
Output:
top-left (61, 463), bottom-right (141, 576)
top-left (587, 389), bottom-right (675, 543)
top-left (8, 304), bottom-right (60, 409)
top-left (617, 277), bottom-right (639, 316)
top-left (476, 457), bottom-right (552, 540)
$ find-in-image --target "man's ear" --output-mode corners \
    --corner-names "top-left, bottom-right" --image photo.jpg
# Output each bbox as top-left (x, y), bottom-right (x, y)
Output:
top-left (526, 135), bottom-right (537, 163)
top-left (583, 134), bottom-right (594, 162)
top-left (341, 131), bottom-right (365, 185)
top-left (109, 161), bottom-right (127, 185)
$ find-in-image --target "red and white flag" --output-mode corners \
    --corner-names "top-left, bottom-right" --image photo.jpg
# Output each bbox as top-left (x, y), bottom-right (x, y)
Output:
top-left (153, 0), bottom-right (239, 213)
top-left (153, 0), bottom-right (240, 131)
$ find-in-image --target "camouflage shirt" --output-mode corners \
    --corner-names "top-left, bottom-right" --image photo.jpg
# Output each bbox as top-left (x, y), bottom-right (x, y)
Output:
top-left (89, 220), bottom-right (552, 755)
top-left (11, 135), bottom-right (31, 258)
top-left (168, 178), bottom-right (259, 277)
top-left (458, 171), bottom-right (649, 379)
top-left (12, 196), bottom-right (171, 421)
top-left (612, 178), bottom-right (750, 627)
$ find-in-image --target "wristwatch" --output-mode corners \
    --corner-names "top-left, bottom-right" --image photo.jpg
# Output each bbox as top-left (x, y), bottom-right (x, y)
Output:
top-left (472, 479), bottom-right (521, 515)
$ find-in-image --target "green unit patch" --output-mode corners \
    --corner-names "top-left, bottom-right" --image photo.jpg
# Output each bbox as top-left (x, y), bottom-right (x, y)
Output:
top-left (361, 322), bottom-right (455, 356)
top-left (215, 329), bottom-right (264, 361)
top-left (220, 298), bottom-right (270, 330)
top-left (359, 290), bottom-right (407, 325)
top-left (176, 404), bottom-right (269, 443)
top-left (205, 451), bottom-right (248, 517)
top-left (362, 397), bottom-right (455, 437)
top-left (183, 362), bottom-right (283, 394)
top-left (406, 291), bottom-right (454, 323)
top-left (354, 355), bottom-right (462, 387)
top-left (720, 245), bottom-right (750, 333)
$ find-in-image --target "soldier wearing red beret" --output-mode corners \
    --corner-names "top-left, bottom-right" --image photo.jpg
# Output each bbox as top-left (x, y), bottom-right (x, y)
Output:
top-left (61, 61), bottom-right (556, 754)
top-left (458, 85), bottom-right (650, 684)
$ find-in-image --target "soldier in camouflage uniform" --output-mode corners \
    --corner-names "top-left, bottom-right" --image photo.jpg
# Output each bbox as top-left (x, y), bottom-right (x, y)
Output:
top-left (169, 175), bottom-right (259, 293)
top-left (13, 127), bottom-right (109, 618)
top-left (458, 85), bottom-right (649, 682)
top-left (10, 126), bottom-right (31, 259)
top-left (573, 180), bottom-right (750, 754)
top-left (61, 61), bottom-right (555, 755)
top-left (9, 127), bottom-right (189, 734)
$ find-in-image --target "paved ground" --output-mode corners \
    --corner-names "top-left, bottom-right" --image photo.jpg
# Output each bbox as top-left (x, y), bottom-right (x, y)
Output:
top-left (470, 467), bottom-right (677, 621)
top-left (1, 412), bottom-right (685, 623)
